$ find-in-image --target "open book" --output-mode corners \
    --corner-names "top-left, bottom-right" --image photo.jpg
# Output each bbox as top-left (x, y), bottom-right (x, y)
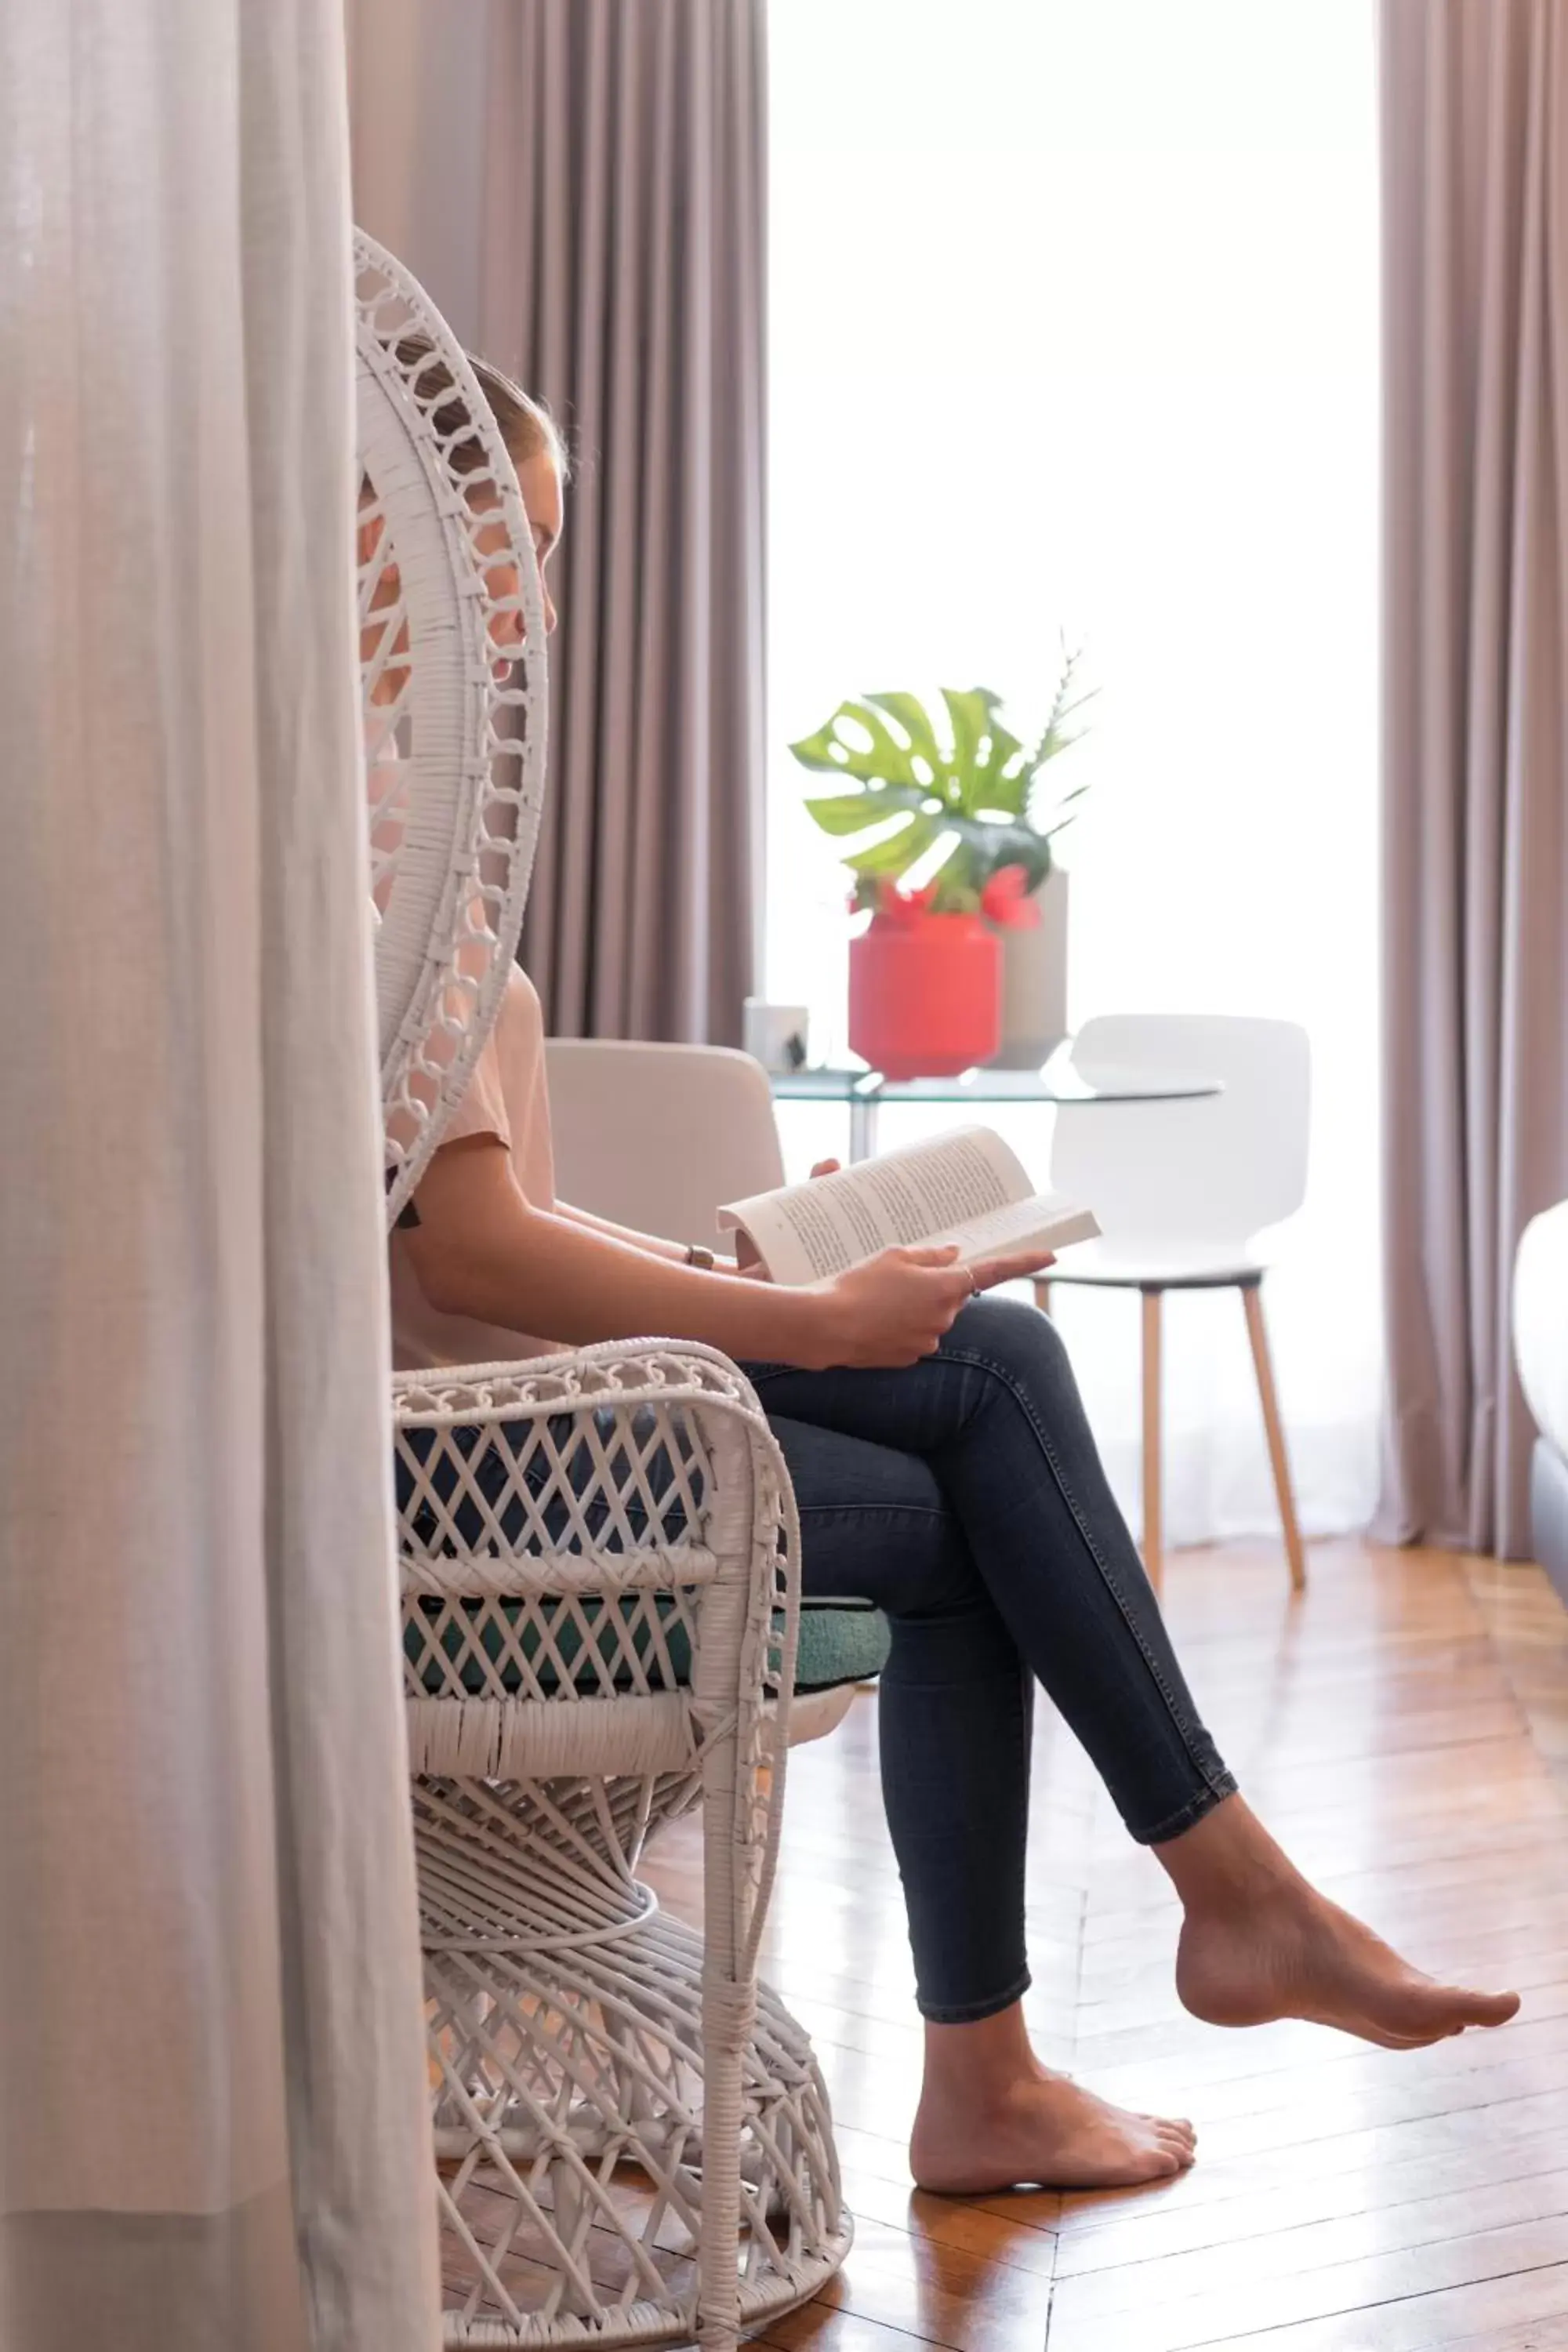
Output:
top-left (718, 1126), bottom-right (1100, 1287)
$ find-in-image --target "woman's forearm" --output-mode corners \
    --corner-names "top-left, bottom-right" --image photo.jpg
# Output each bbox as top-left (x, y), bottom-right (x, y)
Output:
top-left (556, 1199), bottom-right (720, 1265)
top-left (408, 1152), bottom-right (833, 1366)
top-left (440, 1210), bottom-right (828, 1361)
top-left (405, 1134), bottom-right (1008, 1372)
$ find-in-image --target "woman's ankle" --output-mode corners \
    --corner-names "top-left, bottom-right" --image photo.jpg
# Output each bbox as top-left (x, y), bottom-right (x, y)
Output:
top-left (920, 2002), bottom-right (1039, 2103)
top-left (1152, 1792), bottom-right (1301, 1917)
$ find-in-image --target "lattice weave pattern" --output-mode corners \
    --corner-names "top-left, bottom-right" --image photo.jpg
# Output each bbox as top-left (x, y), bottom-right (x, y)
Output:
top-left (355, 229), bottom-right (548, 1226)
top-left (392, 1347), bottom-right (849, 2346)
top-left (359, 230), bottom-right (848, 2347)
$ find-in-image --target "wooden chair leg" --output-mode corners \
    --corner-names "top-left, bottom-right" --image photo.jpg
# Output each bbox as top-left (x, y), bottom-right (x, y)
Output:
top-left (1242, 1280), bottom-right (1307, 1591)
top-left (1033, 1277), bottom-right (1052, 1316)
top-left (1141, 1288), bottom-right (1163, 1592)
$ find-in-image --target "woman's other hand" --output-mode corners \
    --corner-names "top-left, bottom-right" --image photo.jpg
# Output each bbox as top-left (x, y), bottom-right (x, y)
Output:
top-left (811, 1247), bottom-right (975, 1368)
top-left (808, 1240), bottom-right (1058, 1369)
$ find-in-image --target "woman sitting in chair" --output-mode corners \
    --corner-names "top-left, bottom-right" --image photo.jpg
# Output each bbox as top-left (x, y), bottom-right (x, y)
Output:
top-left (390, 355), bottom-right (1518, 2198)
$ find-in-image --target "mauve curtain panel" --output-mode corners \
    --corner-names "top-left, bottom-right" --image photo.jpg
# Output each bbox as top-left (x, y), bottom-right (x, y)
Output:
top-left (349, 0), bottom-right (767, 1044)
top-left (0, 3), bottom-right (441, 2343)
top-left (1380, 0), bottom-right (1568, 1557)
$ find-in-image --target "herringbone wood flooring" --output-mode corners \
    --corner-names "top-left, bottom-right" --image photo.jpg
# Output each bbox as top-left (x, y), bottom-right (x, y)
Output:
top-left (645, 1540), bottom-right (1568, 2351)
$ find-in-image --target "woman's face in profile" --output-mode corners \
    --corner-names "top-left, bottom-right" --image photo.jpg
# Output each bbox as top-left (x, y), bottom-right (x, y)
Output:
top-left (361, 442), bottom-right (561, 699)
top-left (477, 449), bottom-right (562, 669)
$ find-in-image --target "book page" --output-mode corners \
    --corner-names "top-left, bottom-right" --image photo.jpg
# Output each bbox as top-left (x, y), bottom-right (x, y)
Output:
top-left (925, 1194), bottom-right (1102, 1265)
top-left (719, 1126), bottom-right (1040, 1285)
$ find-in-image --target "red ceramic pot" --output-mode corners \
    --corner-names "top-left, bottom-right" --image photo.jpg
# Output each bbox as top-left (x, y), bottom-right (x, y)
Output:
top-left (848, 910), bottom-right (1001, 1080)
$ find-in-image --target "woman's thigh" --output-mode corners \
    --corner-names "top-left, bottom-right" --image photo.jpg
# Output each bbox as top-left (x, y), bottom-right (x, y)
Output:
top-left (764, 1411), bottom-right (977, 1617)
top-left (745, 1295), bottom-right (1073, 1458)
top-left (397, 1405), bottom-right (975, 1616)
top-left (397, 1406), bottom-right (699, 1552)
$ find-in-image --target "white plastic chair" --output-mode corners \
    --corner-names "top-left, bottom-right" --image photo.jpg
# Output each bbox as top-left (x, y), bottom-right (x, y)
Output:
top-left (356, 234), bottom-right (848, 2348)
top-left (1040, 1014), bottom-right (1311, 1590)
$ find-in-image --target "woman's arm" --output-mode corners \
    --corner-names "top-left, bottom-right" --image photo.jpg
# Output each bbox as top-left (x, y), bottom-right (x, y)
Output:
top-left (554, 1156), bottom-right (846, 1272)
top-left (403, 1137), bottom-right (1048, 1370)
top-left (555, 1198), bottom-right (713, 1265)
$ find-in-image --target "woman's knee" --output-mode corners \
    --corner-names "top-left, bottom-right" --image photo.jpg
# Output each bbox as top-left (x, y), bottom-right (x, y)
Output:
top-left (946, 1291), bottom-right (1074, 1393)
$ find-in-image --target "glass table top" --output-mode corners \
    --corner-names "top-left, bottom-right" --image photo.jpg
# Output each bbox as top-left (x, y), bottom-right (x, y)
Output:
top-left (769, 1047), bottom-right (1221, 1107)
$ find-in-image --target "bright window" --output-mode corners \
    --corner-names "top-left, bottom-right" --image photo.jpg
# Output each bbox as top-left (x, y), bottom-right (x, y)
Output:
top-left (768, 0), bottom-right (1381, 1540)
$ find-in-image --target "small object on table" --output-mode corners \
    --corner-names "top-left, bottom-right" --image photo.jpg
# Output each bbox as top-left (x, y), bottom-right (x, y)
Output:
top-left (742, 998), bottom-right (810, 1073)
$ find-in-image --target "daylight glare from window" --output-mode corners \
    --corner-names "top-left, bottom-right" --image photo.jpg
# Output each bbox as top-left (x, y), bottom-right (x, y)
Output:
top-left (767, 0), bottom-right (1381, 1540)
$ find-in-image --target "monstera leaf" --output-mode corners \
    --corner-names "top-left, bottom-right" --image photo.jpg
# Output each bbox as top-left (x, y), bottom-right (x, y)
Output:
top-left (789, 648), bottom-right (1092, 909)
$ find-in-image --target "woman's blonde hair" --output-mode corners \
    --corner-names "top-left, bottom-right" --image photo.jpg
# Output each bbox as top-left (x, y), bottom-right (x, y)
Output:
top-left (394, 333), bottom-right (568, 485)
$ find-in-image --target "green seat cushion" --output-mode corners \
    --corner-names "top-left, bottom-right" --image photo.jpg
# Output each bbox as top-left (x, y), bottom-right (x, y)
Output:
top-left (406, 1594), bottom-right (889, 1698)
top-left (794, 1599), bottom-right (891, 1691)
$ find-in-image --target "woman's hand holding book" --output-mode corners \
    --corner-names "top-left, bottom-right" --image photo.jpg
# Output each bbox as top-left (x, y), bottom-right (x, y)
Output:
top-left (804, 1239), bottom-right (1057, 1370)
top-left (727, 1144), bottom-right (1059, 1363)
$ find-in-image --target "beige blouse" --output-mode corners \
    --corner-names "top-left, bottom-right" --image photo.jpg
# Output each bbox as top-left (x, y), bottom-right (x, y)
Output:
top-left (389, 965), bottom-right (561, 1370)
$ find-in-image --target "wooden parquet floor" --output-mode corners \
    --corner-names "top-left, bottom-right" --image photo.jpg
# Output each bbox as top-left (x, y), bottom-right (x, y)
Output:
top-left (644, 1540), bottom-right (1568, 2351)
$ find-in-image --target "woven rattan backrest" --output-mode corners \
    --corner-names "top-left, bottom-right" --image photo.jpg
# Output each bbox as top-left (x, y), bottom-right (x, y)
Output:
top-left (354, 231), bottom-right (549, 1228)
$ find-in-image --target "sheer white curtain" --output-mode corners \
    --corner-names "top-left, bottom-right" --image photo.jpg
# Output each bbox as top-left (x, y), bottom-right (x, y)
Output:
top-left (768, 0), bottom-right (1380, 1542)
top-left (0, 5), bottom-right (440, 2345)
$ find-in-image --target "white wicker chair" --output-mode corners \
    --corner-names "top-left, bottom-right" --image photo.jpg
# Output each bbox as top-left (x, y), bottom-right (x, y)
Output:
top-left (355, 232), bottom-right (849, 2348)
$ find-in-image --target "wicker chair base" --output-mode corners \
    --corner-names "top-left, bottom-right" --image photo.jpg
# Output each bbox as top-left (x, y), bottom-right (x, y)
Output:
top-left (418, 1777), bottom-right (851, 2347)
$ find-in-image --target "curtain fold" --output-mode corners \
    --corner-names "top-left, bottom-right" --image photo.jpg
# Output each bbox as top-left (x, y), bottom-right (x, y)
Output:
top-left (1379, 0), bottom-right (1568, 1558)
top-left (0, 3), bottom-right (441, 2343)
top-left (348, 0), bottom-right (766, 1044)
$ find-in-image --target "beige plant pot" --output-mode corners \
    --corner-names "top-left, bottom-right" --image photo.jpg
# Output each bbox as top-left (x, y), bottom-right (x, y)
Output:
top-left (989, 866), bottom-right (1069, 1069)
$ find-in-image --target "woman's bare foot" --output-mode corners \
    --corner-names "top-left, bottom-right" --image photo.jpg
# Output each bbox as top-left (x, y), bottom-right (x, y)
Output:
top-left (912, 2066), bottom-right (1196, 2195)
top-left (1160, 1798), bottom-right (1521, 2050)
top-left (910, 2003), bottom-right (1195, 2195)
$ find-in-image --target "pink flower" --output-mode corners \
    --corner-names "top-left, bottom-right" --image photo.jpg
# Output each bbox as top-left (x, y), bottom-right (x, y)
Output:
top-left (981, 864), bottom-right (1041, 929)
top-left (878, 879), bottom-right (940, 925)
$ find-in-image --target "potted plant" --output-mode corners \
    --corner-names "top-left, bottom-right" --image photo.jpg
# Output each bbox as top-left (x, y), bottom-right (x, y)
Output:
top-left (789, 648), bottom-right (1091, 1078)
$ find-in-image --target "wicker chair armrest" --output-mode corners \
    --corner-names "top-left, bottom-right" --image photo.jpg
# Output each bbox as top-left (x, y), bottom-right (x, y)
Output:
top-left (392, 1336), bottom-right (798, 1730)
top-left (393, 1337), bottom-right (768, 1425)
top-left (394, 1338), bottom-right (799, 1976)
top-left (393, 1341), bottom-right (765, 1587)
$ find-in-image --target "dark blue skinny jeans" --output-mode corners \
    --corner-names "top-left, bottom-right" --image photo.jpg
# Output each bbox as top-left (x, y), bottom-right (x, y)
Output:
top-left (742, 1295), bottom-right (1236, 2024)
top-left (398, 1295), bottom-right (1236, 2026)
